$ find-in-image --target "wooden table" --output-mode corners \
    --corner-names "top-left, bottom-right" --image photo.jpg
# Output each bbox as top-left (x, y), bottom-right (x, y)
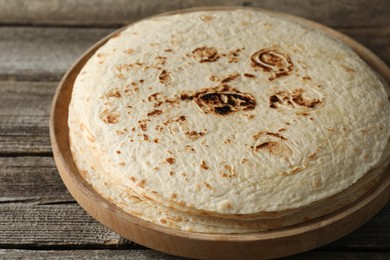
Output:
top-left (0, 1), bottom-right (389, 259)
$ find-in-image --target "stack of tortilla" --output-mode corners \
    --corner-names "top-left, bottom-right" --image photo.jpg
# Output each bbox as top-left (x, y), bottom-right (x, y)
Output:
top-left (68, 9), bottom-right (390, 233)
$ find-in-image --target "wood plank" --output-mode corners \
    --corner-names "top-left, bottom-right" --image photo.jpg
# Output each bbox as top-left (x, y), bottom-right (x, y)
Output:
top-left (0, 0), bottom-right (388, 28)
top-left (0, 25), bottom-right (389, 81)
top-left (0, 157), bottom-right (72, 204)
top-left (0, 204), bottom-right (138, 249)
top-left (0, 81), bottom-right (56, 154)
top-left (324, 202), bottom-right (390, 250)
top-left (0, 249), bottom-right (184, 259)
top-left (0, 203), bottom-right (388, 250)
top-left (1, 249), bottom-right (387, 260)
top-left (0, 27), bottom-right (114, 81)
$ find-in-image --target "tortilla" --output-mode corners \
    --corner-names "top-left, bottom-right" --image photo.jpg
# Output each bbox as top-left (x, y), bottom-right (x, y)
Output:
top-left (69, 104), bottom-right (389, 233)
top-left (69, 9), bottom-right (390, 223)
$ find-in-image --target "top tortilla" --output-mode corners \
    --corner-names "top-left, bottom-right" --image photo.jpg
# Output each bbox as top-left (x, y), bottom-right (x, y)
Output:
top-left (69, 9), bottom-right (390, 218)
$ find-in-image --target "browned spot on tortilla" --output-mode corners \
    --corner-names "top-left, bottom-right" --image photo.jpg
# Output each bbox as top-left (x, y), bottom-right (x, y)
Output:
top-left (148, 92), bottom-right (160, 102)
top-left (147, 109), bottom-right (163, 117)
top-left (221, 165), bottom-right (236, 178)
top-left (200, 160), bottom-right (209, 170)
top-left (100, 110), bottom-right (120, 124)
top-left (203, 181), bottom-right (214, 190)
top-left (138, 179), bottom-right (146, 188)
top-left (192, 47), bottom-right (220, 63)
top-left (116, 130), bottom-right (125, 136)
top-left (269, 88), bottom-right (322, 109)
top-left (209, 74), bottom-right (219, 82)
top-left (156, 56), bottom-right (167, 66)
top-left (139, 123), bottom-right (147, 132)
top-left (200, 15), bottom-right (214, 22)
top-left (143, 134), bottom-right (149, 141)
top-left (302, 76), bottom-right (312, 80)
top-left (164, 49), bottom-right (173, 52)
top-left (178, 201), bottom-right (187, 207)
top-left (308, 152), bottom-right (317, 159)
top-left (221, 73), bottom-right (240, 83)
top-left (227, 48), bottom-right (243, 63)
top-left (160, 219), bottom-right (167, 224)
top-left (291, 89), bottom-right (322, 108)
top-left (269, 95), bottom-right (280, 109)
top-left (153, 138), bottom-right (159, 143)
top-left (138, 119), bottom-right (148, 132)
top-left (129, 176), bottom-right (137, 182)
top-left (116, 150), bottom-right (121, 154)
top-left (124, 48), bottom-right (134, 54)
top-left (252, 131), bottom-right (286, 140)
top-left (116, 62), bottom-right (144, 73)
top-left (169, 171), bottom-right (174, 176)
top-left (182, 85), bottom-right (256, 115)
top-left (267, 132), bottom-right (286, 140)
top-left (341, 64), bottom-right (355, 73)
top-left (255, 141), bottom-right (291, 157)
top-left (185, 131), bottom-right (206, 140)
top-left (241, 158), bottom-right (249, 164)
top-left (158, 70), bottom-right (170, 83)
top-left (251, 48), bottom-right (294, 80)
top-left (171, 193), bottom-right (178, 199)
top-left (244, 73), bottom-right (256, 78)
top-left (166, 157), bottom-right (175, 164)
top-left (106, 90), bottom-right (121, 98)
top-left (119, 162), bottom-right (126, 166)
top-left (185, 145), bottom-right (195, 152)
top-left (224, 202), bottom-right (233, 209)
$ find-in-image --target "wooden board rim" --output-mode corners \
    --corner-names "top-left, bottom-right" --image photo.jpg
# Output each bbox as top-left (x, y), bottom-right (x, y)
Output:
top-left (50, 6), bottom-right (390, 259)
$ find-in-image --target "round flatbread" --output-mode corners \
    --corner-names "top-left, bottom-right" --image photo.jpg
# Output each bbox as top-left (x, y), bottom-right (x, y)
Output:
top-left (69, 9), bottom-right (390, 222)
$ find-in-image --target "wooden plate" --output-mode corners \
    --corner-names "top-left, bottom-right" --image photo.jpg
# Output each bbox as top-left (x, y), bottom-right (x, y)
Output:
top-left (50, 7), bottom-right (390, 259)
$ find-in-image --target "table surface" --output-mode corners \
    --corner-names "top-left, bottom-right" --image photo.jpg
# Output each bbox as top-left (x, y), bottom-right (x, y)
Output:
top-left (0, 0), bottom-right (389, 259)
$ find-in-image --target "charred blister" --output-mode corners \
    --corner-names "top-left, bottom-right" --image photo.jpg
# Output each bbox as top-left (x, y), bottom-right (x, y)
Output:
top-left (252, 131), bottom-right (292, 158)
top-left (269, 88), bottom-right (323, 110)
top-left (193, 86), bottom-right (256, 115)
top-left (100, 109), bottom-right (120, 124)
top-left (251, 48), bottom-right (294, 80)
top-left (192, 47), bottom-right (220, 63)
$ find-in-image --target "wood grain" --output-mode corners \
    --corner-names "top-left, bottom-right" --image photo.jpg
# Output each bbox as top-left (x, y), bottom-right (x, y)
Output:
top-left (0, 157), bottom-right (72, 204)
top-left (0, 81), bottom-right (56, 154)
top-left (0, 204), bottom-right (135, 249)
top-left (0, 204), bottom-right (388, 251)
top-left (0, 0), bottom-right (388, 28)
top-left (0, 27), bottom-right (114, 81)
top-left (2, 249), bottom-right (389, 260)
top-left (0, 249), bottom-right (184, 260)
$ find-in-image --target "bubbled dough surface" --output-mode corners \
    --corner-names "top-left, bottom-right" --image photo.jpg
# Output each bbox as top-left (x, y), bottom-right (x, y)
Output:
top-left (70, 10), bottom-right (390, 217)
